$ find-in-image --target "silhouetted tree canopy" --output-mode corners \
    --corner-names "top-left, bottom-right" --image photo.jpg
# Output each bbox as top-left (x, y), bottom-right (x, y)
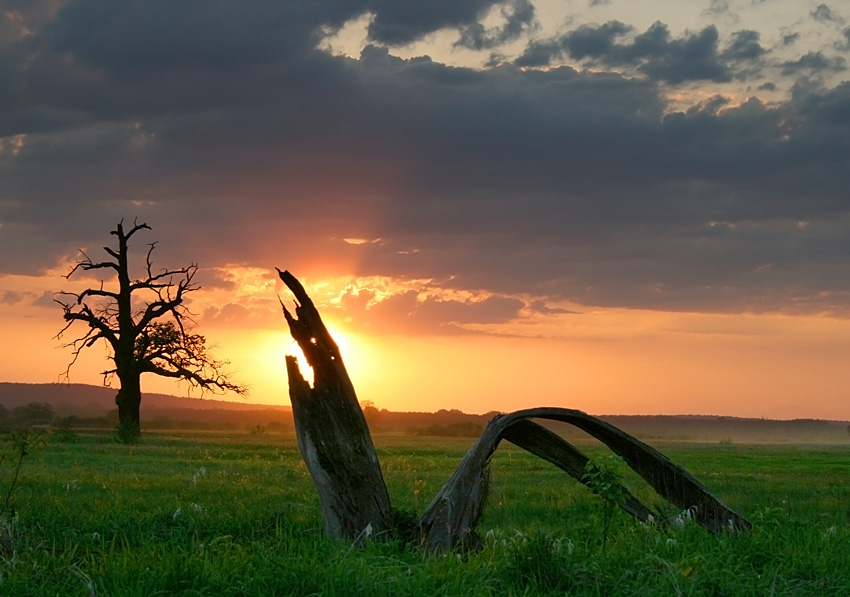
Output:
top-left (55, 220), bottom-right (246, 441)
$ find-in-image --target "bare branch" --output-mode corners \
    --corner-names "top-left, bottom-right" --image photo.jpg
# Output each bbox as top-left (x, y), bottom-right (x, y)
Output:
top-left (75, 287), bottom-right (120, 303)
top-left (65, 250), bottom-right (119, 279)
top-left (123, 220), bottom-right (151, 240)
top-left (140, 359), bottom-right (247, 395)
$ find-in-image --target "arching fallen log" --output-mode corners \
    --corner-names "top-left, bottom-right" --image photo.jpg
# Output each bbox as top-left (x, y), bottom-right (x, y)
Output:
top-left (417, 409), bottom-right (751, 551)
top-left (277, 269), bottom-right (751, 551)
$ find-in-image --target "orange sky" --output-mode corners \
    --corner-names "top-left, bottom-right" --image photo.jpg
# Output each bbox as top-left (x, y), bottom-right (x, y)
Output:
top-left (3, 266), bottom-right (849, 420)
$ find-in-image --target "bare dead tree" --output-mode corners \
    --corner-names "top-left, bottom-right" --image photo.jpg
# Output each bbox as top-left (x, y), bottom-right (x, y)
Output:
top-left (277, 269), bottom-right (751, 551)
top-left (56, 220), bottom-right (246, 441)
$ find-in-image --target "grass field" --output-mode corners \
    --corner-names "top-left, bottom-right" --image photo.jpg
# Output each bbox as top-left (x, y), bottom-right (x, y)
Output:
top-left (1, 430), bottom-right (849, 596)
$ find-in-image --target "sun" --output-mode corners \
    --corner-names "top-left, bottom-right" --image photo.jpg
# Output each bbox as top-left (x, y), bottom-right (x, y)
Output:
top-left (287, 323), bottom-right (363, 385)
top-left (195, 318), bottom-right (380, 407)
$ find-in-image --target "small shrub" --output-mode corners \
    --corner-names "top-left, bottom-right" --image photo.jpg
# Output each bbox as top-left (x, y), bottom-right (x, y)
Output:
top-left (582, 454), bottom-right (629, 552)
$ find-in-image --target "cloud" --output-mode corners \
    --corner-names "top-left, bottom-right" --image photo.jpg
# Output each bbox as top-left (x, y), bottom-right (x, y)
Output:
top-left (1, 290), bottom-right (23, 305)
top-left (455, 0), bottom-right (537, 51)
top-left (0, 288), bottom-right (55, 308)
top-left (781, 32), bottom-right (800, 46)
top-left (330, 281), bottom-right (529, 335)
top-left (365, 0), bottom-right (520, 46)
top-left (703, 0), bottom-right (733, 19)
top-left (1, 1), bottom-right (850, 329)
top-left (780, 51), bottom-right (847, 76)
top-left (722, 30), bottom-right (766, 61)
top-left (528, 300), bottom-right (580, 316)
top-left (517, 21), bottom-right (742, 83)
top-left (810, 4), bottom-right (841, 23)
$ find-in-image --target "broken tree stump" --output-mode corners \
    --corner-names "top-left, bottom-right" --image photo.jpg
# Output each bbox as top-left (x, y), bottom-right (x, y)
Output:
top-left (277, 269), bottom-right (393, 542)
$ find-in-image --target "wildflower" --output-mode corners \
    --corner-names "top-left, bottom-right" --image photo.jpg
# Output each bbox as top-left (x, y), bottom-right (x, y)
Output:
top-left (551, 537), bottom-right (574, 554)
top-left (191, 503), bottom-right (203, 514)
top-left (172, 507), bottom-right (182, 520)
top-left (672, 506), bottom-right (697, 529)
top-left (513, 529), bottom-right (528, 543)
top-left (191, 467), bottom-right (207, 485)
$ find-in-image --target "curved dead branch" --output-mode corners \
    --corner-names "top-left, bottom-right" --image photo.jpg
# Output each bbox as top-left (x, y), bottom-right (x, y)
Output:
top-left (416, 408), bottom-right (751, 551)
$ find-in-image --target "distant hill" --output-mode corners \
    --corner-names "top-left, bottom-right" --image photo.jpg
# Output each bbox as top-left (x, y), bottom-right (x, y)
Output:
top-left (0, 382), bottom-right (290, 417)
top-left (2, 383), bottom-right (848, 442)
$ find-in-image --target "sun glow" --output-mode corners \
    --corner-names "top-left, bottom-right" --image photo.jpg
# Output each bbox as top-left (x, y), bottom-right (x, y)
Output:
top-left (280, 323), bottom-right (376, 394)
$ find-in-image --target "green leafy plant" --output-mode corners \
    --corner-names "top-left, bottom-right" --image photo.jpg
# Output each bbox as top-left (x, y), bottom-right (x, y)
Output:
top-left (1, 428), bottom-right (51, 555)
top-left (581, 453), bottom-right (630, 553)
top-left (1, 428), bottom-right (51, 516)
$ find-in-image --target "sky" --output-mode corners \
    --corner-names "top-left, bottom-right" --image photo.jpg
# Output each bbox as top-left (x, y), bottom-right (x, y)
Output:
top-left (1, 0), bottom-right (850, 419)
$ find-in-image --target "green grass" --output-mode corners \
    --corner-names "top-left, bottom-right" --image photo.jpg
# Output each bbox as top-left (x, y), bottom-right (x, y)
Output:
top-left (2, 430), bottom-right (849, 596)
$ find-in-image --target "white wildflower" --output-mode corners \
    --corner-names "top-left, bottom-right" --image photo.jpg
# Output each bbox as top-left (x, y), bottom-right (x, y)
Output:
top-left (172, 507), bottom-right (182, 520)
top-left (672, 506), bottom-right (697, 530)
top-left (191, 467), bottom-right (208, 485)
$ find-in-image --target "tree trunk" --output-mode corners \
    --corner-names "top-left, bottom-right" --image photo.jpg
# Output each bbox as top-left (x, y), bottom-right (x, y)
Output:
top-left (115, 372), bottom-right (142, 442)
top-left (278, 269), bottom-right (394, 542)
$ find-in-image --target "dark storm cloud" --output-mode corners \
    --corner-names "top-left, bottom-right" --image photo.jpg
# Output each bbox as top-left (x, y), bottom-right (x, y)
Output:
top-left (517, 21), bottom-right (766, 83)
top-left (780, 51), bottom-right (847, 76)
top-left (722, 30), bottom-right (766, 61)
top-left (455, 0), bottom-right (537, 51)
top-left (365, 0), bottom-right (510, 46)
top-left (1, 0), bottom-right (850, 325)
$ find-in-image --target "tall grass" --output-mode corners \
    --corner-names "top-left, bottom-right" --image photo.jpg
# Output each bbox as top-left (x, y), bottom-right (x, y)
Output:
top-left (1, 430), bottom-right (848, 595)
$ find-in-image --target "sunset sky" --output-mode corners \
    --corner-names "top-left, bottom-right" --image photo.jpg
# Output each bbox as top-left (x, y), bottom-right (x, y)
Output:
top-left (2, 1), bottom-right (850, 419)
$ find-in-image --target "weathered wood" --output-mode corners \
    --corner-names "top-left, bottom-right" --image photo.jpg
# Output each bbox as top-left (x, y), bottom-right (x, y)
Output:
top-left (278, 269), bottom-right (393, 542)
top-left (416, 408), bottom-right (751, 550)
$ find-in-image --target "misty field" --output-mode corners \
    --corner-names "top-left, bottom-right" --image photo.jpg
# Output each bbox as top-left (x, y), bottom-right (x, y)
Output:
top-left (2, 431), bottom-right (849, 596)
